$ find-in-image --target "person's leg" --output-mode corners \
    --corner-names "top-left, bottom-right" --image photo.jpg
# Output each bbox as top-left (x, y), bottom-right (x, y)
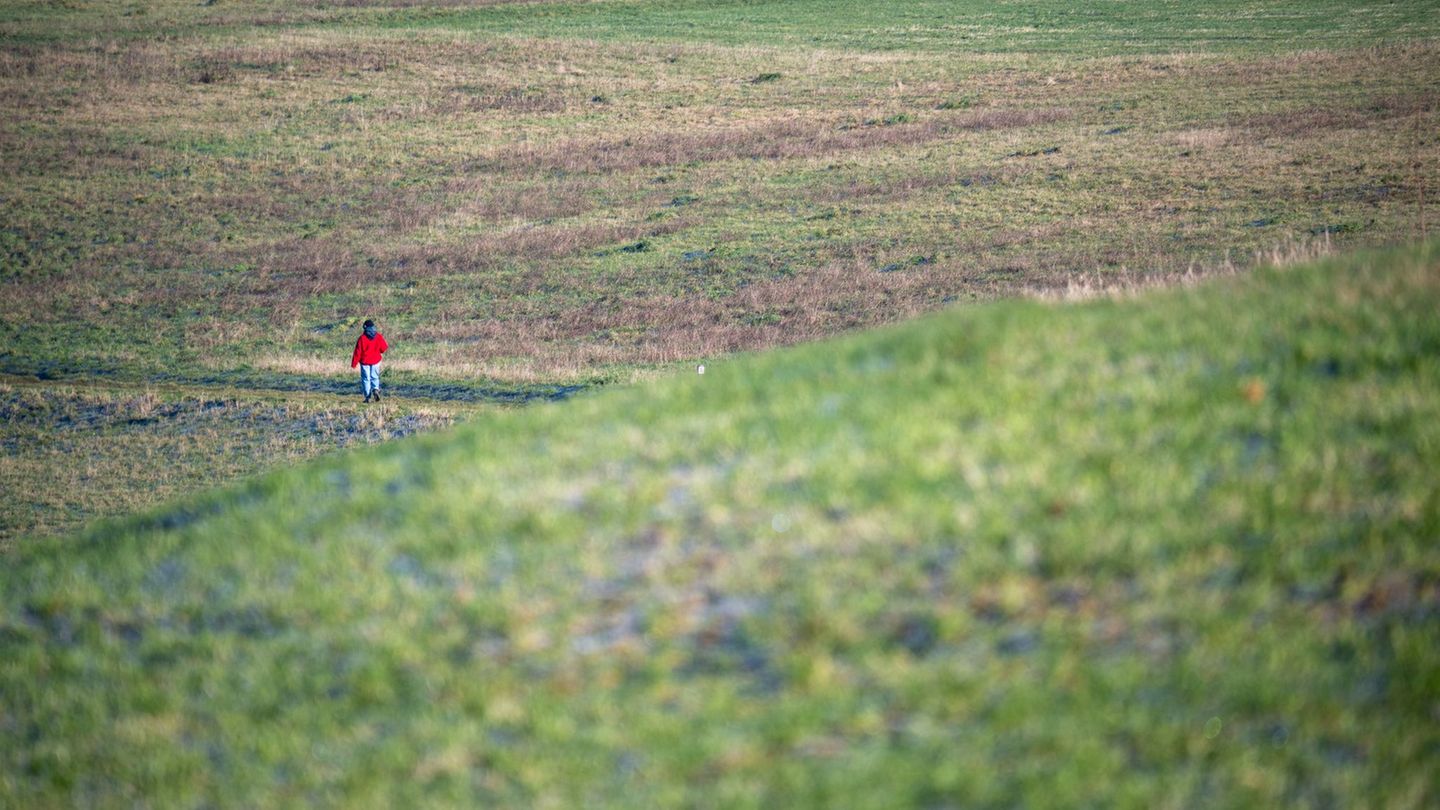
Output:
top-left (360, 365), bottom-right (373, 400)
top-left (371, 363), bottom-right (381, 400)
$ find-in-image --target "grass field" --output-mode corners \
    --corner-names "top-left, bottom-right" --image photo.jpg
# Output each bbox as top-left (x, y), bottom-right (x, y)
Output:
top-left (3, 1), bottom-right (1436, 384)
top-left (3, 242), bottom-right (1437, 806)
top-left (1, 1), bottom-right (1438, 802)
top-left (3, 0), bottom-right (1436, 538)
top-left (3, 0), bottom-right (1438, 51)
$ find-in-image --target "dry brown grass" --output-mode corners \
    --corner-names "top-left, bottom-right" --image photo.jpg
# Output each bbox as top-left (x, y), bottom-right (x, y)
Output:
top-left (248, 351), bottom-right (606, 385)
top-left (480, 108), bottom-right (1071, 175)
top-left (2, 27), bottom-right (1437, 383)
top-left (1038, 236), bottom-right (1337, 302)
top-left (1234, 94), bottom-right (1439, 139)
top-left (396, 256), bottom-right (989, 376)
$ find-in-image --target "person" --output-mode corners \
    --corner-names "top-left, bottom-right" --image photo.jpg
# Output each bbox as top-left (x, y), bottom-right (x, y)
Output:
top-left (351, 319), bottom-right (389, 402)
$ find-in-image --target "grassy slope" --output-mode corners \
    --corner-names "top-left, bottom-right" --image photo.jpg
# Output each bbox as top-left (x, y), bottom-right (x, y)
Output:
top-left (3, 244), bottom-right (1437, 807)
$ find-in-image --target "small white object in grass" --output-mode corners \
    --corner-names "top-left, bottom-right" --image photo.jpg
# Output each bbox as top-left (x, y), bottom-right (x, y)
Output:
top-left (697, 364), bottom-right (705, 375)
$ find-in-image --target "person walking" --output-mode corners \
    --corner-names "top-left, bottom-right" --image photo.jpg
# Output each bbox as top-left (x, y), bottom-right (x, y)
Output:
top-left (351, 319), bottom-right (389, 402)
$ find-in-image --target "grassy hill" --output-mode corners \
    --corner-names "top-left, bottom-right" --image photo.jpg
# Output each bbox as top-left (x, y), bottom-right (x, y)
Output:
top-left (3, 243), bottom-right (1437, 807)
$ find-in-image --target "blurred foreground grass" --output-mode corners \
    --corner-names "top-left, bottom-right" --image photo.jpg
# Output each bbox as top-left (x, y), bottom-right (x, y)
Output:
top-left (2, 243), bottom-right (1438, 807)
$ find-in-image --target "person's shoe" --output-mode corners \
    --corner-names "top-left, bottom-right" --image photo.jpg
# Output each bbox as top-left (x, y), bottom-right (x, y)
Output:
top-left (364, 393), bottom-right (372, 403)
top-left (372, 389), bottom-right (381, 402)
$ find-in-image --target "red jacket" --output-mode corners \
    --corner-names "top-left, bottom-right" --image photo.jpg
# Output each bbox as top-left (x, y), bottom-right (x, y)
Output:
top-left (352, 333), bottom-right (388, 367)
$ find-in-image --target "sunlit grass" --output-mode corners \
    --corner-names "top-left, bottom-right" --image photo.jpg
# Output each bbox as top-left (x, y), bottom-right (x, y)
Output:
top-left (3, 243), bottom-right (1437, 805)
top-left (2, 8), bottom-right (1436, 386)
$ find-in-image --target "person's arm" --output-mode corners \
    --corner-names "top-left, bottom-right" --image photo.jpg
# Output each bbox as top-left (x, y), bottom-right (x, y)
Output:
top-left (352, 336), bottom-right (362, 368)
top-left (377, 335), bottom-right (388, 356)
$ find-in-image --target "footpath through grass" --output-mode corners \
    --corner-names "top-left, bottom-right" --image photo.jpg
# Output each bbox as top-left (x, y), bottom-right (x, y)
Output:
top-left (3, 243), bottom-right (1437, 807)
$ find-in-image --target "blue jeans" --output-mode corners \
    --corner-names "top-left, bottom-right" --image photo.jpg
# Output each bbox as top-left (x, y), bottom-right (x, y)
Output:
top-left (359, 364), bottom-right (381, 397)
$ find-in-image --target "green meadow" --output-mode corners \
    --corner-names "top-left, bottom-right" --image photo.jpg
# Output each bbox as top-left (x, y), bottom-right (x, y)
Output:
top-left (4, 243), bottom-right (1438, 806)
top-left (4, 0), bottom-right (1436, 389)
top-left (1, 0), bottom-right (1438, 804)
top-left (3, 0), bottom-right (1437, 536)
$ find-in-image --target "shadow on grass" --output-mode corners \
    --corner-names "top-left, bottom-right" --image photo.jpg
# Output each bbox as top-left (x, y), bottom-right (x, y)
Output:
top-left (0, 356), bottom-right (591, 404)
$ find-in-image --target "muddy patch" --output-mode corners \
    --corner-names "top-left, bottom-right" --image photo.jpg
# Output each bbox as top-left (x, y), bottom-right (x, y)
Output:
top-left (0, 386), bottom-right (455, 450)
top-left (0, 357), bottom-right (588, 404)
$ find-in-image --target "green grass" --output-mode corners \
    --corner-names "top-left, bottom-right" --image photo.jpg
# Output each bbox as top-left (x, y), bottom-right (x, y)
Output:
top-left (6, 0), bottom-right (1434, 540)
top-left (395, 0), bottom-right (1440, 54)
top-left (3, 243), bottom-right (1437, 807)
top-left (3, 1), bottom-right (1437, 389)
top-left (5, 0), bottom-right (1437, 52)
